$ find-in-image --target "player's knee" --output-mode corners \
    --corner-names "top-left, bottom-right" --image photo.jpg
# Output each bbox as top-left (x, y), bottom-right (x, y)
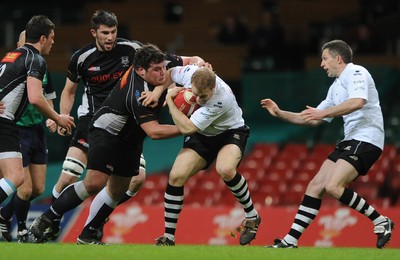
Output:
top-left (129, 170), bottom-right (146, 194)
top-left (324, 182), bottom-right (342, 198)
top-left (62, 157), bottom-right (86, 178)
top-left (216, 165), bottom-right (236, 179)
top-left (17, 187), bottom-right (33, 200)
top-left (32, 184), bottom-right (45, 198)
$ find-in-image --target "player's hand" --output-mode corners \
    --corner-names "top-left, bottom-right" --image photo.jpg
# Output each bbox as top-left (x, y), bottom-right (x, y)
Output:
top-left (139, 91), bottom-right (159, 108)
top-left (56, 114), bottom-right (75, 135)
top-left (57, 125), bottom-right (70, 136)
top-left (46, 119), bottom-right (57, 133)
top-left (166, 86), bottom-right (184, 100)
top-left (300, 105), bottom-right (324, 121)
top-left (0, 101), bottom-right (5, 114)
top-left (202, 62), bottom-right (213, 70)
top-left (261, 98), bottom-right (280, 117)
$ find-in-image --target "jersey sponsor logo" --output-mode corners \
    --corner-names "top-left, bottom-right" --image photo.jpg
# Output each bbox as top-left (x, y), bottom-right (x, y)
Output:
top-left (1, 52), bottom-right (22, 63)
top-left (120, 66), bottom-right (133, 89)
top-left (92, 71), bottom-right (124, 84)
top-left (88, 66), bottom-right (100, 72)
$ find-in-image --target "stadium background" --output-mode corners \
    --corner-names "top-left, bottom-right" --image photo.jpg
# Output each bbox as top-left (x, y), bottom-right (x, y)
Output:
top-left (1, 0), bottom-right (400, 246)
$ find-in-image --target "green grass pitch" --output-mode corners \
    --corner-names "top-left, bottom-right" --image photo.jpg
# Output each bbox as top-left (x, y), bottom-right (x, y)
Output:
top-left (1, 243), bottom-right (399, 260)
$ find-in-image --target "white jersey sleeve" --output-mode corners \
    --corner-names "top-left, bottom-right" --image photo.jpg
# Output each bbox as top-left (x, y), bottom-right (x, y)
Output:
top-left (170, 65), bottom-right (198, 87)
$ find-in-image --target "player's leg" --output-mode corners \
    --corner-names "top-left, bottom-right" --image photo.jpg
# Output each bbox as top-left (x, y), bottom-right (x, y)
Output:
top-left (17, 125), bottom-right (48, 242)
top-left (52, 146), bottom-right (87, 201)
top-left (28, 169), bottom-right (109, 243)
top-left (0, 157), bottom-right (24, 242)
top-left (44, 146), bottom-right (87, 241)
top-left (155, 148), bottom-right (206, 246)
top-left (52, 117), bottom-right (91, 201)
top-left (119, 154), bottom-right (147, 205)
top-left (215, 143), bottom-right (261, 245)
top-left (269, 158), bottom-right (332, 248)
top-left (331, 142), bottom-right (394, 248)
top-left (0, 124), bottom-right (34, 242)
top-left (77, 134), bottom-right (142, 245)
top-left (77, 172), bottom-right (131, 245)
top-left (0, 167), bottom-right (34, 243)
top-left (0, 120), bottom-right (24, 241)
top-left (94, 154), bottom-right (146, 241)
top-left (13, 163), bottom-right (46, 243)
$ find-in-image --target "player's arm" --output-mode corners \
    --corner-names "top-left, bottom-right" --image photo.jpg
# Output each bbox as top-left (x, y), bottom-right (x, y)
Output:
top-left (166, 86), bottom-right (199, 135)
top-left (27, 76), bottom-right (75, 132)
top-left (181, 56), bottom-right (213, 70)
top-left (45, 98), bottom-right (57, 133)
top-left (301, 98), bottom-right (364, 121)
top-left (261, 98), bottom-right (322, 126)
top-left (181, 56), bottom-right (205, 66)
top-left (60, 78), bottom-right (78, 115)
top-left (57, 78), bottom-right (78, 135)
top-left (140, 120), bottom-right (181, 140)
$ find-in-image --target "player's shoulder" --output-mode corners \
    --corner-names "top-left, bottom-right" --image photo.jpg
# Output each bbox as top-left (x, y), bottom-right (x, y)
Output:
top-left (71, 42), bottom-right (97, 58)
top-left (116, 38), bottom-right (143, 50)
top-left (346, 63), bottom-right (369, 75)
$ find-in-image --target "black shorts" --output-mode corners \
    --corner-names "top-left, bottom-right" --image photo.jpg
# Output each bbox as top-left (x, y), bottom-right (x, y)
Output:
top-left (183, 125), bottom-right (250, 169)
top-left (0, 117), bottom-right (21, 154)
top-left (69, 115), bottom-right (91, 153)
top-left (18, 124), bottom-right (48, 167)
top-left (328, 139), bottom-right (382, 176)
top-left (87, 128), bottom-right (142, 177)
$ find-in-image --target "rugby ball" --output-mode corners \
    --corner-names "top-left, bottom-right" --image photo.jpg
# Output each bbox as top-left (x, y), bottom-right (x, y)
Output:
top-left (173, 89), bottom-right (200, 116)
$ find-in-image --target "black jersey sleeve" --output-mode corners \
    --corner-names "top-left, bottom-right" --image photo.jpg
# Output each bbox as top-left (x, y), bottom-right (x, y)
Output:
top-left (27, 54), bottom-right (47, 82)
top-left (165, 53), bottom-right (183, 69)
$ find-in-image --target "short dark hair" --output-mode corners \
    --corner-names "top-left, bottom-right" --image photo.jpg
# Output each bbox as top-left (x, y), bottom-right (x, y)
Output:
top-left (322, 39), bottom-right (353, 63)
top-left (91, 10), bottom-right (118, 30)
top-left (25, 15), bottom-right (55, 43)
top-left (133, 44), bottom-right (165, 70)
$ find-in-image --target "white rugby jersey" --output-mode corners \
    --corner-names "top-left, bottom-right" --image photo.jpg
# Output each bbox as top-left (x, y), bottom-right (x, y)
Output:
top-left (317, 63), bottom-right (384, 149)
top-left (170, 65), bottom-right (244, 136)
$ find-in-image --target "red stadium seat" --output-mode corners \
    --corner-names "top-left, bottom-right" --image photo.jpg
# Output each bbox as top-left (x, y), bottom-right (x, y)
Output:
top-left (280, 143), bottom-right (309, 160)
top-left (310, 143), bottom-right (336, 157)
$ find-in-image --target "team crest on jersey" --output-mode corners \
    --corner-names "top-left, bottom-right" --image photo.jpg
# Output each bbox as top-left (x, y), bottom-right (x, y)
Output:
top-left (121, 56), bottom-right (129, 67)
top-left (1, 52), bottom-right (22, 63)
top-left (120, 66), bottom-right (133, 89)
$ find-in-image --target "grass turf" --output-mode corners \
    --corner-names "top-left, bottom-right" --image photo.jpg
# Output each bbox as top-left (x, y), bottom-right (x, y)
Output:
top-left (1, 243), bottom-right (399, 260)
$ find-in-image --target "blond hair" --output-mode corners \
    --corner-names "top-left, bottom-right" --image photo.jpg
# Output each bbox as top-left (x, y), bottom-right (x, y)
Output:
top-left (191, 67), bottom-right (216, 90)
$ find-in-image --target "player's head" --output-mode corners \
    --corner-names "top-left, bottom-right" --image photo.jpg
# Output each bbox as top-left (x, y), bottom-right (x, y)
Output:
top-left (134, 43), bottom-right (167, 86)
top-left (191, 67), bottom-right (216, 105)
top-left (91, 10), bottom-right (118, 30)
top-left (25, 15), bottom-right (55, 55)
top-left (320, 39), bottom-right (352, 78)
top-left (322, 39), bottom-right (353, 63)
top-left (91, 10), bottom-right (118, 52)
top-left (17, 30), bottom-right (26, 48)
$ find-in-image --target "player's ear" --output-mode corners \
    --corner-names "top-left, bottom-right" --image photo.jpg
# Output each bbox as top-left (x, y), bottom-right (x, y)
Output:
top-left (90, 29), bottom-right (97, 37)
